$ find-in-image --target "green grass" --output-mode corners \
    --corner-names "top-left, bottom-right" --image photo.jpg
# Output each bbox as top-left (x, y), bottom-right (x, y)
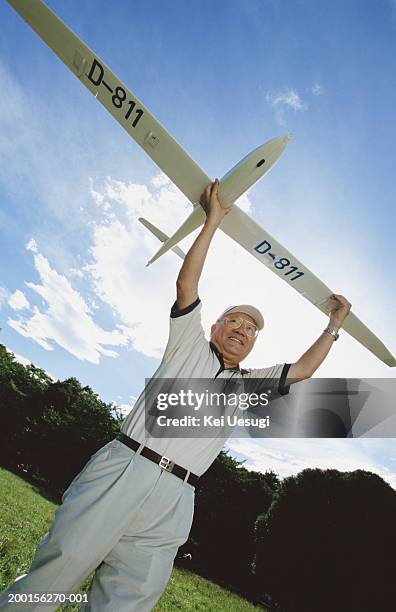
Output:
top-left (0, 468), bottom-right (265, 611)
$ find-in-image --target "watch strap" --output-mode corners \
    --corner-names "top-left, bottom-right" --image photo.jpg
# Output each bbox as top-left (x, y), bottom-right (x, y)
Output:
top-left (324, 326), bottom-right (339, 341)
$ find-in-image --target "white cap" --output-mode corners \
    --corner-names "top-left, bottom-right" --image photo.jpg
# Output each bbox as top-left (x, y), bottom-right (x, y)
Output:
top-left (218, 305), bottom-right (265, 330)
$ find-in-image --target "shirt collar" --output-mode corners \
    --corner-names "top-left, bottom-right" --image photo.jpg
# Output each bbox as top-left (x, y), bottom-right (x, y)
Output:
top-left (209, 341), bottom-right (241, 372)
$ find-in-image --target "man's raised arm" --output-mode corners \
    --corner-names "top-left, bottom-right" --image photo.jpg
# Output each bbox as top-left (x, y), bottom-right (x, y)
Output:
top-left (287, 294), bottom-right (352, 382)
top-left (176, 179), bottom-right (230, 310)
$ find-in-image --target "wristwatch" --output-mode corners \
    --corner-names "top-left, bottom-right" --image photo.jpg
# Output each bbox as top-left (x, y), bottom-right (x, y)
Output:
top-left (324, 326), bottom-right (339, 341)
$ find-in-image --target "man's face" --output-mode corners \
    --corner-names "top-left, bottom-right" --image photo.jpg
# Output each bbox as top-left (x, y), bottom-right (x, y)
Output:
top-left (210, 311), bottom-right (259, 364)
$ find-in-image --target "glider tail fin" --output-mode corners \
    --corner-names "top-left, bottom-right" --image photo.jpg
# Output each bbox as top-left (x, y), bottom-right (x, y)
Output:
top-left (139, 217), bottom-right (187, 262)
top-left (143, 206), bottom-right (206, 266)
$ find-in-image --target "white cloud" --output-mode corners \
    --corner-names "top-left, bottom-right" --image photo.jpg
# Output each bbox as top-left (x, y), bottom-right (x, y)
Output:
top-left (226, 438), bottom-right (396, 489)
top-left (83, 174), bottom-right (282, 363)
top-left (8, 289), bottom-right (30, 311)
top-left (26, 238), bottom-right (38, 253)
top-left (68, 268), bottom-right (85, 279)
top-left (114, 403), bottom-right (133, 417)
top-left (152, 172), bottom-right (172, 189)
top-left (266, 89), bottom-right (308, 125)
top-left (89, 178), bottom-right (105, 206)
top-left (85, 174), bottom-right (191, 358)
top-left (8, 170), bottom-right (395, 376)
top-left (7, 173), bottom-right (192, 362)
top-left (0, 286), bottom-right (8, 310)
top-left (275, 91), bottom-right (307, 111)
top-left (8, 252), bottom-right (132, 363)
top-left (311, 83), bottom-right (323, 96)
top-left (112, 395), bottom-right (138, 418)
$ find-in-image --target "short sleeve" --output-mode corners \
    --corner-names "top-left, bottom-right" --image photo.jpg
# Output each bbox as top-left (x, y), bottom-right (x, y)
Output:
top-left (243, 363), bottom-right (291, 395)
top-left (162, 297), bottom-right (205, 362)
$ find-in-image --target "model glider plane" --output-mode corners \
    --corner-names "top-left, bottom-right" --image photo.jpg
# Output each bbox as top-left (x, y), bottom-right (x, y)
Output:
top-left (7, 0), bottom-right (395, 367)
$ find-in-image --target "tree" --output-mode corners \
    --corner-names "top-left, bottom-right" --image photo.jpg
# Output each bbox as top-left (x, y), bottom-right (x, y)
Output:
top-left (18, 377), bottom-right (122, 494)
top-left (0, 345), bottom-right (53, 466)
top-left (254, 468), bottom-right (396, 611)
top-left (186, 449), bottom-right (280, 597)
top-left (0, 345), bottom-right (122, 496)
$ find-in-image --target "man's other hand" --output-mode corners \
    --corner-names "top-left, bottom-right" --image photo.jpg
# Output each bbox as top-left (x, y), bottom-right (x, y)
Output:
top-left (329, 293), bottom-right (352, 330)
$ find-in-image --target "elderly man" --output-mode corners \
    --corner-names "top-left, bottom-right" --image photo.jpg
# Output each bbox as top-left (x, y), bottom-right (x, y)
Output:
top-left (0, 180), bottom-right (351, 612)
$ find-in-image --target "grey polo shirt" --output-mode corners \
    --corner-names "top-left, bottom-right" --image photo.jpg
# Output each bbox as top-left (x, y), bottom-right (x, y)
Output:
top-left (121, 298), bottom-right (290, 476)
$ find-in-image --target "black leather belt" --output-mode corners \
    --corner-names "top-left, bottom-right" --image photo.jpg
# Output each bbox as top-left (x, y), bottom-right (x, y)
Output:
top-left (116, 433), bottom-right (199, 488)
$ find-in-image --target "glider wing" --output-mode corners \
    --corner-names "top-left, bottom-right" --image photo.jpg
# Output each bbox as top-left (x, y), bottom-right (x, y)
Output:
top-left (218, 206), bottom-right (396, 366)
top-left (6, 0), bottom-right (211, 205)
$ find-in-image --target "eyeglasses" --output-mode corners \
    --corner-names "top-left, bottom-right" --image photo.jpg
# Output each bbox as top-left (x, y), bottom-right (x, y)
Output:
top-left (222, 316), bottom-right (259, 339)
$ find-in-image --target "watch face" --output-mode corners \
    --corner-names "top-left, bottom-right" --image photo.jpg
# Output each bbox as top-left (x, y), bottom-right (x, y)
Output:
top-left (325, 327), bottom-right (338, 339)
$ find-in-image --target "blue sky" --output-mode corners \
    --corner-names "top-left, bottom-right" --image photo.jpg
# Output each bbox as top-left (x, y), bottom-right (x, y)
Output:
top-left (1, 0), bottom-right (395, 487)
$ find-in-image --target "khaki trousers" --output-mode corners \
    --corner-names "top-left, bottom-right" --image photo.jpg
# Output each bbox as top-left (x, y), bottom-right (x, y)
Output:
top-left (0, 438), bottom-right (195, 611)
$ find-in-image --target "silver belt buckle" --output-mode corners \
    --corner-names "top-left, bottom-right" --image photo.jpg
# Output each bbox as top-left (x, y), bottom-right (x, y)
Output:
top-left (159, 455), bottom-right (175, 472)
